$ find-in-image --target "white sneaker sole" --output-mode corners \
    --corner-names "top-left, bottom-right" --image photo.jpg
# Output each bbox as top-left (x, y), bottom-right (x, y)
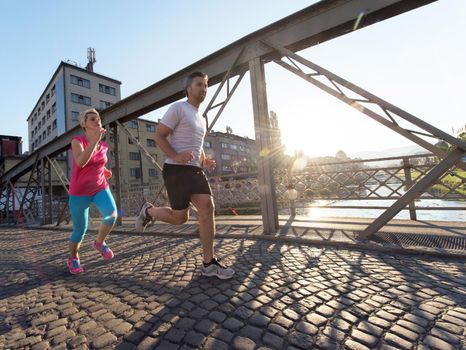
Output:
top-left (201, 271), bottom-right (235, 279)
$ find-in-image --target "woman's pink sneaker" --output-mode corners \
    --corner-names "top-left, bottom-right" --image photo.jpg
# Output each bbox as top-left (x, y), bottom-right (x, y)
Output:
top-left (93, 241), bottom-right (114, 260)
top-left (68, 257), bottom-right (84, 274)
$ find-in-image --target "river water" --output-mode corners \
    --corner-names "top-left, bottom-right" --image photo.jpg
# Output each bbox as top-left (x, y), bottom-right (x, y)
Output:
top-left (288, 184), bottom-right (465, 222)
top-left (294, 198), bottom-right (465, 222)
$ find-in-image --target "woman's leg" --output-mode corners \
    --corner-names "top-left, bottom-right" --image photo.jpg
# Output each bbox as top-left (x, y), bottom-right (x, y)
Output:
top-left (93, 187), bottom-right (118, 244)
top-left (69, 195), bottom-right (92, 257)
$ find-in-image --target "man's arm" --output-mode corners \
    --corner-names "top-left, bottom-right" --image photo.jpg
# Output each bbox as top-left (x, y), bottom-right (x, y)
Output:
top-left (200, 148), bottom-right (216, 170)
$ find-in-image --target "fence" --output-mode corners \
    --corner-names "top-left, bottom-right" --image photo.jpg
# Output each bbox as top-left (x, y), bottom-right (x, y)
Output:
top-left (1, 154), bottom-right (464, 225)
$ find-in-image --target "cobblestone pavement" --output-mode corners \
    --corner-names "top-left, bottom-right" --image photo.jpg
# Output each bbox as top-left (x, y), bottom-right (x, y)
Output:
top-left (1, 228), bottom-right (465, 350)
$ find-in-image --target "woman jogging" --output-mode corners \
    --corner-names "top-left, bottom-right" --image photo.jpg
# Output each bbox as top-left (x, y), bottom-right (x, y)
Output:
top-left (67, 108), bottom-right (117, 274)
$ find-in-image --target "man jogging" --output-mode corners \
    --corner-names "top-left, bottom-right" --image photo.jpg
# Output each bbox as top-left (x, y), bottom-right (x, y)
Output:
top-left (136, 72), bottom-right (235, 280)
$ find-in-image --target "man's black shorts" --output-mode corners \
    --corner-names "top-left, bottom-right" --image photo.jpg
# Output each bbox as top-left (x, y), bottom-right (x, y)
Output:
top-left (162, 163), bottom-right (212, 210)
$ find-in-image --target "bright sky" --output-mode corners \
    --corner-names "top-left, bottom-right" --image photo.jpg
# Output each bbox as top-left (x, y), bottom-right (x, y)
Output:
top-left (1, 0), bottom-right (464, 157)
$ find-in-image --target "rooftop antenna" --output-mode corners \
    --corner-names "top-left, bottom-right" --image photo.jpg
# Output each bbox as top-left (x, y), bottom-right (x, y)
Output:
top-left (86, 47), bottom-right (96, 72)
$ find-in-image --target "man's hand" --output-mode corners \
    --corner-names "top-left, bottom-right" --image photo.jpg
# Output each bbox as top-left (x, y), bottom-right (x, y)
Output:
top-left (202, 158), bottom-right (216, 170)
top-left (174, 151), bottom-right (194, 164)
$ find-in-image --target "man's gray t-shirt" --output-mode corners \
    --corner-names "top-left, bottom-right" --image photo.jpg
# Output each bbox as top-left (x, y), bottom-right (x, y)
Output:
top-left (160, 101), bottom-right (206, 167)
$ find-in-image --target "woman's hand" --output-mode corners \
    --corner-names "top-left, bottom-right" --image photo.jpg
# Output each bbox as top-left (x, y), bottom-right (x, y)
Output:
top-left (103, 167), bottom-right (112, 179)
top-left (88, 127), bottom-right (106, 144)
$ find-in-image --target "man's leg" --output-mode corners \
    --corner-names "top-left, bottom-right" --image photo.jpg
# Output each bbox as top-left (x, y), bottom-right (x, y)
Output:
top-left (190, 194), bottom-right (215, 264)
top-left (147, 206), bottom-right (188, 225)
top-left (136, 164), bottom-right (190, 231)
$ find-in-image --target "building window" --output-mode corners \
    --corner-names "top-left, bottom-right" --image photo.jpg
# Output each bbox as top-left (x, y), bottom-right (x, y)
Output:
top-left (99, 100), bottom-right (113, 109)
top-left (222, 165), bottom-right (231, 172)
top-left (38, 121), bottom-right (42, 129)
top-left (221, 142), bottom-right (228, 149)
top-left (51, 84), bottom-right (56, 96)
top-left (71, 111), bottom-right (80, 121)
top-left (128, 137), bottom-right (134, 144)
top-left (39, 135), bottom-right (42, 143)
top-left (70, 74), bottom-right (91, 88)
top-left (221, 154), bottom-right (231, 160)
top-left (42, 131), bottom-right (46, 139)
top-left (52, 120), bottom-right (57, 130)
top-left (31, 130), bottom-right (34, 138)
top-left (147, 139), bottom-right (156, 147)
top-left (71, 93), bottom-right (91, 106)
top-left (41, 101), bottom-right (45, 109)
top-left (204, 141), bottom-right (212, 148)
top-left (146, 124), bottom-right (156, 132)
top-left (42, 116), bottom-right (46, 124)
top-left (47, 125), bottom-right (51, 135)
top-left (148, 168), bottom-right (158, 177)
top-left (239, 145), bottom-right (245, 152)
top-left (130, 168), bottom-right (141, 178)
top-left (99, 83), bottom-right (116, 96)
top-left (230, 144), bottom-right (238, 150)
top-left (52, 102), bottom-right (56, 113)
top-left (129, 152), bottom-right (140, 160)
top-left (127, 120), bottom-right (138, 129)
top-left (46, 110), bottom-right (51, 120)
top-left (46, 93), bottom-right (50, 104)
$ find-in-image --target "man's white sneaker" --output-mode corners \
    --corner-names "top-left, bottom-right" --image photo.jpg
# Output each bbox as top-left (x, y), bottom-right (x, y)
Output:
top-left (135, 202), bottom-right (154, 232)
top-left (201, 258), bottom-right (235, 279)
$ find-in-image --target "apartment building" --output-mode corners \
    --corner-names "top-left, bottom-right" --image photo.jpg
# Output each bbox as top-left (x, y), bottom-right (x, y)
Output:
top-left (107, 118), bottom-right (166, 189)
top-left (27, 61), bottom-right (121, 152)
top-left (107, 122), bottom-right (260, 189)
top-left (0, 135), bottom-right (22, 159)
top-left (204, 131), bottom-right (257, 176)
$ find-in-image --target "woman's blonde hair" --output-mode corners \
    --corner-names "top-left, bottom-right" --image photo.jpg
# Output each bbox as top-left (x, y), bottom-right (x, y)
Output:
top-left (79, 108), bottom-right (100, 129)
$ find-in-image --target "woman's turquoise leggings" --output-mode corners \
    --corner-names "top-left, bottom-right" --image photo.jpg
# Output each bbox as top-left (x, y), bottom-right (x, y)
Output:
top-left (69, 187), bottom-right (117, 243)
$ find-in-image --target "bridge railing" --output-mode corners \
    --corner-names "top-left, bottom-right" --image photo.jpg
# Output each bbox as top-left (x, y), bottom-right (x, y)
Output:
top-left (208, 153), bottom-right (465, 219)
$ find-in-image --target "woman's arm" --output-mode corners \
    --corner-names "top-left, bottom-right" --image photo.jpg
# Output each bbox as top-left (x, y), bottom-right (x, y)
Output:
top-left (71, 138), bottom-right (100, 168)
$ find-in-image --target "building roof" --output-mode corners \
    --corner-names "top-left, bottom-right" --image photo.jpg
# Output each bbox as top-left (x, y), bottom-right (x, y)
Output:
top-left (27, 61), bottom-right (122, 122)
top-left (0, 135), bottom-right (22, 141)
top-left (208, 131), bottom-right (255, 142)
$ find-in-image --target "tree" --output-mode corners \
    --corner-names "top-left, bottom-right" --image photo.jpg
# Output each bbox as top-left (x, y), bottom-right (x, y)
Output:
top-left (269, 110), bottom-right (279, 128)
top-left (335, 150), bottom-right (348, 160)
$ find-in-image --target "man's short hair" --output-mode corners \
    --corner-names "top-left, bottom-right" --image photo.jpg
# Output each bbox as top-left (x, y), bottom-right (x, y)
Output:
top-left (184, 72), bottom-right (208, 96)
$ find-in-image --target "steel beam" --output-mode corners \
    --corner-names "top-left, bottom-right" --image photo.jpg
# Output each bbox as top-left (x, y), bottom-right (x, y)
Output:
top-left (40, 158), bottom-right (46, 225)
top-left (359, 148), bottom-right (464, 239)
top-left (265, 40), bottom-right (466, 171)
top-left (112, 123), bottom-right (123, 226)
top-left (203, 48), bottom-right (246, 132)
top-left (1, 0), bottom-right (437, 186)
top-left (249, 57), bottom-right (279, 234)
top-left (402, 157), bottom-right (416, 220)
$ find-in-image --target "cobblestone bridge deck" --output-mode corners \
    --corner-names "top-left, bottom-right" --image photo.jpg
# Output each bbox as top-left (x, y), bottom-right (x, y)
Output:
top-left (1, 216), bottom-right (465, 349)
